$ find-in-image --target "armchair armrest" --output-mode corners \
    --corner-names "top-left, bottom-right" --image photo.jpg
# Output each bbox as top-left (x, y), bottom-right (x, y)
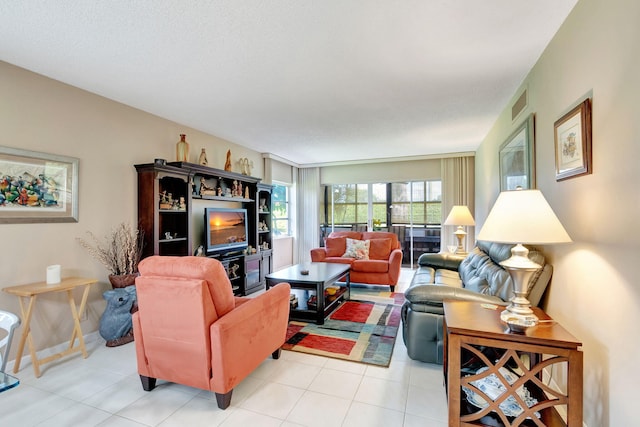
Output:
top-left (209, 282), bottom-right (291, 393)
top-left (405, 284), bottom-right (506, 307)
top-left (310, 248), bottom-right (327, 262)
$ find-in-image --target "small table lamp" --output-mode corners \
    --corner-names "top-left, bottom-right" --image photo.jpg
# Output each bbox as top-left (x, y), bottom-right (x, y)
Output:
top-left (443, 206), bottom-right (475, 254)
top-left (477, 189), bottom-right (571, 332)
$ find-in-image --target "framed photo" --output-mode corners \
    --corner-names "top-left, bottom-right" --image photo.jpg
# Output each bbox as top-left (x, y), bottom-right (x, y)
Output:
top-left (499, 114), bottom-right (535, 191)
top-left (554, 98), bottom-right (592, 181)
top-left (0, 146), bottom-right (79, 223)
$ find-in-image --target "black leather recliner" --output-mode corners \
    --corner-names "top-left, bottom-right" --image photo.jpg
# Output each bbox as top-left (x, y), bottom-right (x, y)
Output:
top-left (401, 241), bottom-right (553, 364)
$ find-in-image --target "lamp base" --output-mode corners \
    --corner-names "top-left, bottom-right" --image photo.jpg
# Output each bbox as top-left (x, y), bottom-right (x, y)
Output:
top-left (499, 243), bottom-right (542, 333)
top-left (500, 308), bottom-right (539, 333)
top-left (453, 227), bottom-right (467, 255)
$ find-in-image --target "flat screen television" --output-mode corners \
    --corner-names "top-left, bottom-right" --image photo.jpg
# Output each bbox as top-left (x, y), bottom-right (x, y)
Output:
top-left (204, 207), bottom-right (249, 255)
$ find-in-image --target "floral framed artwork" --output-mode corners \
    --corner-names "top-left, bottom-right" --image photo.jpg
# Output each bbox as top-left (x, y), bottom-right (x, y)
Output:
top-left (554, 98), bottom-right (592, 181)
top-left (499, 114), bottom-right (535, 191)
top-left (0, 146), bottom-right (79, 223)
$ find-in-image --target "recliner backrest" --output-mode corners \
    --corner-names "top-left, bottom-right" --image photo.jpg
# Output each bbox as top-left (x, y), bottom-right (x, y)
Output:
top-left (459, 242), bottom-right (550, 304)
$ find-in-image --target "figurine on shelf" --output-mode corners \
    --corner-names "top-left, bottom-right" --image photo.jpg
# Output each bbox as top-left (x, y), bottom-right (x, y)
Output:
top-left (238, 157), bottom-right (254, 175)
top-left (199, 177), bottom-right (216, 196)
top-left (245, 186), bottom-right (250, 199)
top-left (178, 196), bottom-right (186, 211)
top-left (224, 150), bottom-right (232, 171)
top-left (198, 148), bottom-right (208, 166)
top-left (232, 180), bottom-right (238, 197)
top-left (217, 186), bottom-right (223, 196)
top-left (259, 220), bottom-right (269, 231)
top-left (259, 198), bottom-right (267, 212)
top-left (159, 191), bottom-right (171, 209)
top-left (229, 264), bottom-right (239, 279)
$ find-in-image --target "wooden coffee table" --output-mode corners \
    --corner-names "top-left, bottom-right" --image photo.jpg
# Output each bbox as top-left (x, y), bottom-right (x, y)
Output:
top-left (266, 262), bottom-right (350, 325)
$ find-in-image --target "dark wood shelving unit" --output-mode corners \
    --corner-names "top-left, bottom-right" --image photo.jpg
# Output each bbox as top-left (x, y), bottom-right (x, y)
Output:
top-left (135, 161), bottom-right (274, 296)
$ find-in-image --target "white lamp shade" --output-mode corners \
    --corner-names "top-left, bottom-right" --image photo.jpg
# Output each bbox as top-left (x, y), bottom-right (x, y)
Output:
top-left (443, 205), bottom-right (475, 226)
top-left (477, 190), bottom-right (572, 244)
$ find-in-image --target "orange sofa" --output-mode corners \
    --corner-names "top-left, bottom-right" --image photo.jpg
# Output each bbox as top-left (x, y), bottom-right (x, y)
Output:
top-left (310, 231), bottom-right (403, 291)
top-left (132, 256), bottom-right (291, 409)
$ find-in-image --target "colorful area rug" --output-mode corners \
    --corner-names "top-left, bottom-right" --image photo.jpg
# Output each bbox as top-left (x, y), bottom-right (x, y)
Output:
top-left (282, 291), bottom-right (404, 367)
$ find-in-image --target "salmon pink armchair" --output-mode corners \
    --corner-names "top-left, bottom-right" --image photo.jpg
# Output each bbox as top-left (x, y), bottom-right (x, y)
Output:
top-left (132, 256), bottom-right (291, 409)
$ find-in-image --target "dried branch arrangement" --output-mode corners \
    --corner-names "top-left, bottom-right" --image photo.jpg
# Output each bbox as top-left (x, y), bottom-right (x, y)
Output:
top-left (77, 223), bottom-right (144, 276)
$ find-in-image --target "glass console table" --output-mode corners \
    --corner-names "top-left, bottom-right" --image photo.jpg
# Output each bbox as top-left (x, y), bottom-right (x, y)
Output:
top-left (0, 371), bottom-right (19, 392)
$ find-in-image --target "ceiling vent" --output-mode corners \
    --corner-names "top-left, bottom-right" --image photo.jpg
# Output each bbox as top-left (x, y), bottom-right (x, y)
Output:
top-left (512, 89), bottom-right (528, 121)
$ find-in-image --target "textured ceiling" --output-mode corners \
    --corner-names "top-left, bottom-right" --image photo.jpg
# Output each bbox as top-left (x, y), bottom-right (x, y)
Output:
top-left (0, 1), bottom-right (577, 166)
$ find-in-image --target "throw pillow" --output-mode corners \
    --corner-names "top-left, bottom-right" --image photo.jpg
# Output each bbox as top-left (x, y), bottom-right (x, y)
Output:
top-left (368, 238), bottom-right (392, 260)
top-left (325, 237), bottom-right (347, 257)
top-left (342, 238), bottom-right (370, 260)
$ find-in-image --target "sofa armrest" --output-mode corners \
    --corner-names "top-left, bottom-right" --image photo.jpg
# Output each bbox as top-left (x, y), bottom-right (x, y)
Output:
top-left (388, 248), bottom-right (403, 284)
top-left (310, 248), bottom-right (327, 262)
top-left (405, 284), bottom-right (506, 306)
top-left (417, 252), bottom-right (465, 271)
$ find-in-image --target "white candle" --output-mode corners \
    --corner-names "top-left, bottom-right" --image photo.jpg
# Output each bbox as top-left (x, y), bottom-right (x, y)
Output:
top-left (46, 264), bottom-right (61, 284)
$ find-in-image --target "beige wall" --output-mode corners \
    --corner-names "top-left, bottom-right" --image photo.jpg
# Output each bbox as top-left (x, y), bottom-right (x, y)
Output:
top-left (475, 1), bottom-right (639, 425)
top-left (0, 61), bottom-right (264, 356)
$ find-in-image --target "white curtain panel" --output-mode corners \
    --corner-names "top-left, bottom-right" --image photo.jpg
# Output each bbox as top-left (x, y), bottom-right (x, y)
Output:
top-left (441, 156), bottom-right (476, 251)
top-left (295, 167), bottom-right (320, 263)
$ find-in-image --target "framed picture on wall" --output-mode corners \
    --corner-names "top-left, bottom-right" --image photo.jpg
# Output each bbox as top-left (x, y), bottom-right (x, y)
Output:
top-left (554, 98), bottom-right (592, 181)
top-left (0, 145), bottom-right (79, 223)
top-left (499, 114), bottom-right (535, 191)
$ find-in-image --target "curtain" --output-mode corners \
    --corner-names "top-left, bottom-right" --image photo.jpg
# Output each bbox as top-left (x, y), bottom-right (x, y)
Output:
top-left (441, 156), bottom-right (476, 251)
top-left (295, 167), bottom-right (320, 263)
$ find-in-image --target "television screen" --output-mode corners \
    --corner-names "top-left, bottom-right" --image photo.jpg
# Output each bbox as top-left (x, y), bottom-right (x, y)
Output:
top-left (204, 208), bottom-right (248, 254)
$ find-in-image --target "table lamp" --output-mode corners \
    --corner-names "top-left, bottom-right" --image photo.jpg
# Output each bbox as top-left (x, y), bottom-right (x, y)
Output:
top-left (477, 189), bottom-right (571, 332)
top-left (443, 205), bottom-right (475, 254)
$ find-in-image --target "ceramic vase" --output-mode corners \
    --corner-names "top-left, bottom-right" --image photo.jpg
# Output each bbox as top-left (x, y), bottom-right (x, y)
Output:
top-left (176, 134), bottom-right (189, 162)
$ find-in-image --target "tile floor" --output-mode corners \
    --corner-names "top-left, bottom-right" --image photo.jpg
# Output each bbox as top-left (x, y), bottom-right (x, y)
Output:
top-left (0, 269), bottom-right (448, 426)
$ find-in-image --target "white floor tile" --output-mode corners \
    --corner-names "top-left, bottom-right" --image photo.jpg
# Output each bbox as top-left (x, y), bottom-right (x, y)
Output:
top-left (116, 386), bottom-right (195, 425)
top-left (267, 360), bottom-right (322, 388)
top-left (308, 368), bottom-right (362, 400)
top-left (342, 401), bottom-right (405, 427)
top-left (158, 396), bottom-right (233, 427)
top-left (286, 391), bottom-right (351, 427)
top-left (353, 375), bottom-right (409, 412)
top-left (239, 382), bottom-right (305, 419)
top-left (219, 407), bottom-right (284, 427)
top-left (33, 401), bottom-right (112, 427)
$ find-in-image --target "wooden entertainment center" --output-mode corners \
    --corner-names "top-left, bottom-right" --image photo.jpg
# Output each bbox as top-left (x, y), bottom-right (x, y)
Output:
top-left (134, 161), bottom-right (273, 296)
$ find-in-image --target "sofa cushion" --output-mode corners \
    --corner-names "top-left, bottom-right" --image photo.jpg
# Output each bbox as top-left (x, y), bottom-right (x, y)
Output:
top-left (352, 259), bottom-right (388, 273)
top-left (324, 257), bottom-right (354, 265)
top-left (342, 238), bottom-right (370, 260)
top-left (368, 238), bottom-right (392, 260)
top-left (325, 237), bottom-right (347, 257)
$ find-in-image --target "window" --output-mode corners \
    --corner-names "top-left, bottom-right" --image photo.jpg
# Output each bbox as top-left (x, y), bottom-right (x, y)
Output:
top-left (272, 184), bottom-right (290, 236)
top-left (391, 181), bottom-right (442, 225)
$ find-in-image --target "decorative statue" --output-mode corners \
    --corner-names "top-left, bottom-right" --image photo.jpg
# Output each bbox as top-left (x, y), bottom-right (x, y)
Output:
top-left (198, 148), bottom-right (208, 166)
top-left (99, 285), bottom-right (137, 347)
top-left (224, 150), bottom-right (232, 171)
top-left (200, 177), bottom-right (216, 196)
top-left (238, 157), bottom-right (254, 175)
